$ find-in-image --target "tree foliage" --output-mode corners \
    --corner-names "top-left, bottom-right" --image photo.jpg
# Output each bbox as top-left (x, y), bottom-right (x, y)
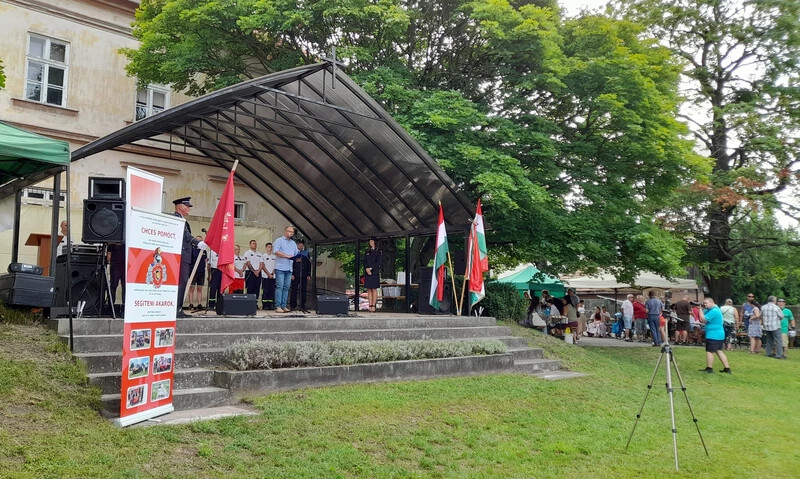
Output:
top-left (124, 0), bottom-right (705, 280)
top-left (0, 59), bottom-right (6, 89)
top-left (615, 0), bottom-right (800, 301)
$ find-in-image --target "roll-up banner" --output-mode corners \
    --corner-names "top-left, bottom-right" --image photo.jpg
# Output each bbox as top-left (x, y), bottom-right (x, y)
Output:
top-left (115, 167), bottom-right (183, 427)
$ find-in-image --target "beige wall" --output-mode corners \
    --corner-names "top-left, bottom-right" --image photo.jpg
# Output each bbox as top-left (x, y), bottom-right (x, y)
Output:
top-left (0, 0), bottom-right (345, 281)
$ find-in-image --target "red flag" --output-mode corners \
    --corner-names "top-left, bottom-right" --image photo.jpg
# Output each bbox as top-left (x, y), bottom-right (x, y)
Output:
top-left (205, 169), bottom-right (236, 293)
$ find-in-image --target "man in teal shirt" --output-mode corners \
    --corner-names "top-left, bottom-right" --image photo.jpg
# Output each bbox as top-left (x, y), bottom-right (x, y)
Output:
top-left (778, 299), bottom-right (795, 359)
top-left (698, 297), bottom-right (732, 374)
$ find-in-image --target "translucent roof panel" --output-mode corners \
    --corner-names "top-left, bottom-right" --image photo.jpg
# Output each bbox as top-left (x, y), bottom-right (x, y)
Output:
top-left (71, 62), bottom-right (474, 242)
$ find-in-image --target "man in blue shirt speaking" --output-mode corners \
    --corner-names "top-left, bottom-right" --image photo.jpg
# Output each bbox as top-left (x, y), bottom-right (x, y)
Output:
top-left (272, 225), bottom-right (299, 313)
top-left (698, 297), bottom-right (732, 374)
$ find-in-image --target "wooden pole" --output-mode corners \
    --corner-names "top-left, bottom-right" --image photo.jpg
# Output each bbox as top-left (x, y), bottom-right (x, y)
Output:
top-left (459, 224), bottom-right (474, 317)
top-left (447, 251), bottom-right (460, 315)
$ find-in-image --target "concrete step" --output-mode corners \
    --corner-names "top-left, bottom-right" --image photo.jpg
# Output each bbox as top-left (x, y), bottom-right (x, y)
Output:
top-left (77, 349), bottom-right (227, 374)
top-left (507, 347), bottom-right (544, 360)
top-left (215, 354), bottom-right (517, 399)
top-left (101, 386), bottom-right (231, 417)
top-left (49, 316), bottom-right (498, 335)
top-left (64, 326), bottom-right (514, 353)
top-left (75, 337), bottom-right (525, 373)
top-left (89, 368), bottom-right (215, 395)
top-left (513, 358), bottom-right (562, 374)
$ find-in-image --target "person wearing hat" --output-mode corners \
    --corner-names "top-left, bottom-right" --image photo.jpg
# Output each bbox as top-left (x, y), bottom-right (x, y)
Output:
top-left (173, 197), bottom-right (206, 318)
top-left (289, 239), bottom-right (311, 312)
top-left (363, 237), bottom-right (382, 312)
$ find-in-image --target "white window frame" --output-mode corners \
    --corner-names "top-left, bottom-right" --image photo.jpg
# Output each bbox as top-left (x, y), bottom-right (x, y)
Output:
top-left (21, 187), bottom-right (66, 207)
top-left (24, 33), bottom-right (70, 107)
top-left (135, 84), bottom-right (170, 121)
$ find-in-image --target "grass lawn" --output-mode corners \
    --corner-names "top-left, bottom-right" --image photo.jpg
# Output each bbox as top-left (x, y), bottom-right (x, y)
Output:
top-left (1, 317), bottom-right (798, 479)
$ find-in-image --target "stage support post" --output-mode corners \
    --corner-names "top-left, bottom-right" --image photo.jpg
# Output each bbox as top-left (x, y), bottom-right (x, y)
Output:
top-left (49, 171), bottom-right (62, 277)
top-left (354, 239), bottom-right (361, 312)
top-left (65, 165), bottom-right (73, 352)
top-left (11, 189), bottom-right (22, 263)
top-left (311, 242), bottom-right (317, 310)
top-left (404, 234), bottom-right (411, 313)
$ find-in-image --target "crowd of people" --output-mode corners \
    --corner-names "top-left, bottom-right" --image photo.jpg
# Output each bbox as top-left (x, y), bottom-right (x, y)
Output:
top-left (523, 289), bottom-right (796, 372)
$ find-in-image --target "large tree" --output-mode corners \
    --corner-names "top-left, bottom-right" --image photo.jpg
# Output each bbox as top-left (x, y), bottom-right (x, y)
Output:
top-left (615, 0), bottom-right (800, 301)
top-left (124, 0), bottom-right (702, 279)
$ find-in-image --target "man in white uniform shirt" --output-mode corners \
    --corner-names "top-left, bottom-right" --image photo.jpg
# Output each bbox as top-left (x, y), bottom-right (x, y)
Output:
top-left (56, 220), bottom-right (70, 256)
top-left (206, 248), bottom-right (221, 310)
top-left (243, 239), bottom-right (262, 298)
top-left (232, 245), bottom-right (246, 294)
top-left (260, 243), bottom-right (277, 310)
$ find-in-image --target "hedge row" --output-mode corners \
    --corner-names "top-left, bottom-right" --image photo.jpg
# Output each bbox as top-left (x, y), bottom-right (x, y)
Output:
top-left (225, 339), bottom-right (508, 370)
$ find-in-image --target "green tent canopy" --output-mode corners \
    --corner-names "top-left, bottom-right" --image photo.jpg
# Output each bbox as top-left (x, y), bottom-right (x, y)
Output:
top-left (0, 121), bottom-right (70, 188)
top-left (496, 264), bottom-right (565, 296)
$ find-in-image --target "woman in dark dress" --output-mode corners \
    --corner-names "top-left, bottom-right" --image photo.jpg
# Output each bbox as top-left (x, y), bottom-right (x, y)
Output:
top-left (363, 237), bottom-right (382, 312)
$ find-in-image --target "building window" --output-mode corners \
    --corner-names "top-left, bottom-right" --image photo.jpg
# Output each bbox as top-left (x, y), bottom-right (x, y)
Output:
top-left (135, 85), bottom-right (169, 121)
top-left (233, 202), bottom-right (245, 221)
top-left (25, 34), bottom-right (69, 107)
top-left (217, 199), bottom-right (246, 221)
top-left (21, 187), bottom-right (66, 206)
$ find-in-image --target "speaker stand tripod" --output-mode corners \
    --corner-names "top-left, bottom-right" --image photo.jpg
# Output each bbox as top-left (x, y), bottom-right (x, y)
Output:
top-left (71, 244), bottom-right (116, 319)
top-left (625, 343), bottom-right (708, 471)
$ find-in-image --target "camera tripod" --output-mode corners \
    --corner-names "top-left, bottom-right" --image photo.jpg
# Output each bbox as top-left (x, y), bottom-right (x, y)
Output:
top-left (625, 342), bottom-right (708, 471)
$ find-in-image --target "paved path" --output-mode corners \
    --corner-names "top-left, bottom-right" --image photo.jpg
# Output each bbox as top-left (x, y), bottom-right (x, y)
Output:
top-left (576, 337), bottom-right (659, 348)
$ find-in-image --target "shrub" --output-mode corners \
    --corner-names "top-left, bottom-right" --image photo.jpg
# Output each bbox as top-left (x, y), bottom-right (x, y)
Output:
top-left (225, 339), bottom-right (508, 371)
top-left (481, 281), bottom-right (527, 322)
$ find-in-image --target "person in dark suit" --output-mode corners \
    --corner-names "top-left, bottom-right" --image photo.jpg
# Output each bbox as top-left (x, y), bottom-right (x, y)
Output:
top-left (363, 237), bottom-right (382, 312)
top-left (174, 197), bottom-right (205, 318)
top-left (289, 239), bottom-right (311, 312)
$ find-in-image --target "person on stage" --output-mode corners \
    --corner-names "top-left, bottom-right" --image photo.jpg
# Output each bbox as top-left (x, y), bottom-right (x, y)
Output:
top-left (273, 226), bottom-right (298, 313)
top-left (244, 239), bottom-right (262, 298)
top-left (189, 234), bottom-right (207, 311)
top-left (207, 247), bottom-right (221, 310)
top-left (290, 239), bottom-right (311, 312)
top-left (173, 197), bottom-right (205, 318)
top-left (260, 242), bottom-right (276, 310)
top-left (363, 237), bottom-right (382, 312)
top-left (56, 220), bottom-right (70, 256)
top-left (232, 244), bottom-right (246, 293)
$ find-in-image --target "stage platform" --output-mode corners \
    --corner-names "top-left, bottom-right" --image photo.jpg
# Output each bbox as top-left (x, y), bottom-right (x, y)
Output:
top-left (46, 312), bottom-right (566, 419)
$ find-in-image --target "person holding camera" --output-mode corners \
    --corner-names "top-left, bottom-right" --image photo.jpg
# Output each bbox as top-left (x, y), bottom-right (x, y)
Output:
top-left (697, 297), bottom-right (732, 374)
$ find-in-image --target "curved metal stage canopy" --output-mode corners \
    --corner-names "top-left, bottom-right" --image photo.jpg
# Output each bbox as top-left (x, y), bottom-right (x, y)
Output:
top-left (72, 62), bottom-right (474, 243)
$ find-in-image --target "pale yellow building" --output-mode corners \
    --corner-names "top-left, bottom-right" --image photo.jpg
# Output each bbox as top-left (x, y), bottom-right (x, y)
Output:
top-left (0, 0), bottom-right (343, 290)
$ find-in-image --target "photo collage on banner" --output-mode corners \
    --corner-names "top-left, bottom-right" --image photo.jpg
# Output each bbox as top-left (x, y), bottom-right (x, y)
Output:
top-left (116, 167), bottom-right (183, 427)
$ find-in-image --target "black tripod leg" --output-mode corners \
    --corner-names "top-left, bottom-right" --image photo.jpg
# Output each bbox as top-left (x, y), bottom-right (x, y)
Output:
top-left (669, 351), bottom-right (709, 456)
top-left (665, 349), bottom-right (679, 471)
top-left (626, 350), bottom-right (665, 450)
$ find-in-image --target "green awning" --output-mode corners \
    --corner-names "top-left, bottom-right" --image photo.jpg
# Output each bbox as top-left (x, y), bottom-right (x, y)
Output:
top-left (496, 264), bottom-right (565, 295)
top-left (0, 121), bottom-right (70, 186)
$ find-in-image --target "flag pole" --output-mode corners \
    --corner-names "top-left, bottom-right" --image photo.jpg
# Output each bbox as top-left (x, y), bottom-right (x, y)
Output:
top-left (182, 159), bottom-right (239, 306)
top-left (446, 250), bottom-right (460, 316)
top-left (460, 222), bottom-right (474, 317)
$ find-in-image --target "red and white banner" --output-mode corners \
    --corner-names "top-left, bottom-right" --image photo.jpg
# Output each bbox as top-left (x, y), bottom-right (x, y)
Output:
top-left (116, 167), bottom-right (183, 427)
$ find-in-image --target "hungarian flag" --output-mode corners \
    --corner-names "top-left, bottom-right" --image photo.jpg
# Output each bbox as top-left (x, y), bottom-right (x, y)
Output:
top-left (468, 199), bottom-right (489, 307)
top-left (205, 168), bottom-right (237, 293)
top-left (429, 203), bottom-right (449, 310)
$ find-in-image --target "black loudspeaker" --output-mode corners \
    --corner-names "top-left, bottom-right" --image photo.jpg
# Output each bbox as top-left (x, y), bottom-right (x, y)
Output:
top-left (317, 294), bottom-right (349, 315)
top-left (89, 177), bottom-right (125, 200)
top-left (54, 255), bottom-right (104, 316)
top-left (417, 267), bottom-right (452, 315)
top-left (0, 273), bottom-right (55, 307)
top-left (451, 253), bottom-right (466, 276)
top-left (82, 199), bottom-right (125, 243)
top-left (215, 294), bottom-right (257, 316)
